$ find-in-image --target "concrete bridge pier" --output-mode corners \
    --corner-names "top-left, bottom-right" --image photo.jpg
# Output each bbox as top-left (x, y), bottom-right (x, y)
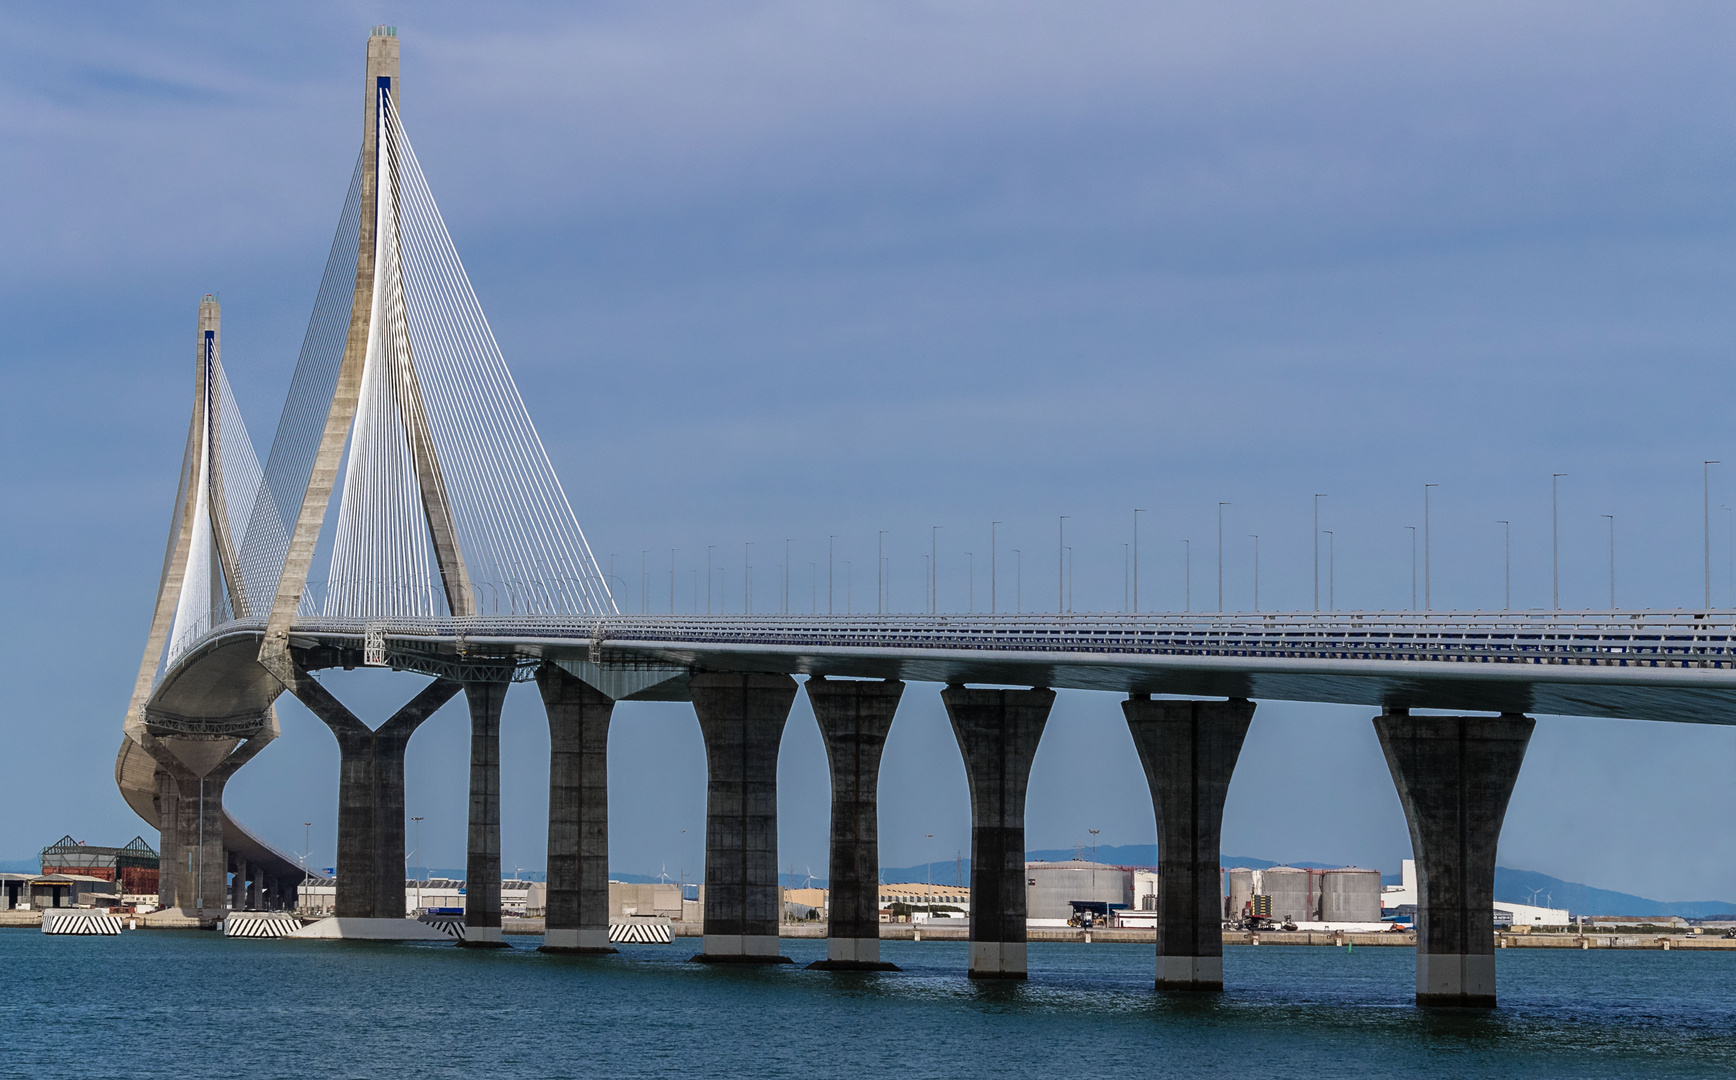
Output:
top-left (1373, 709), bottom-right (1534, 1008)
top-left (142, 732), bottom-right (269, 923)
top-left (462, 680), bottom-right (513, 948)
top-left (1123, 696), bottom-right (1255, 992)
top-left (943, 685), bottom-right (1055, 980)
top-left (294, 673), bottom-right (461, 919)
top-left (158, 765), bottom-right (228, 919)
top-left (535, 664), bottom-right (616, 954)
top-left (805, 676), bottom-right (904, 971)
top-left (690, 672), bottom-right (798, 964)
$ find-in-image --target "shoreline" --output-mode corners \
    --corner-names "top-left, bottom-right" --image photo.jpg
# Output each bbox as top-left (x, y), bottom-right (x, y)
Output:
top-left (9, 908), bottom-right (1730, 950)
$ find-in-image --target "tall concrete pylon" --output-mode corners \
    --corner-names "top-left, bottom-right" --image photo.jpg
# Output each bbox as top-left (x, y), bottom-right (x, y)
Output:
top-left (258, 24), bottom-right (472, 690)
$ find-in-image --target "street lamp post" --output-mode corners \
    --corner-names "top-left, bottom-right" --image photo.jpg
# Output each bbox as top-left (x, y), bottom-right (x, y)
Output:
top-left (411, 816), bottom-right (423, 885)
top-left (1497, 521), bottom-right (1510, 610)
top-left (992, 521), bottom-right (1001, 614)
top-left (1058, 516), bottom-right (1069, 613)
top-left (931, 526), bottom-right (941, 614)
top-left (1250, 534), bottom-right (1259, 612)
top-left (1552, 473), bottom-right (1567, 610)
top-left (1602, 514), bottom-right (1615, 609)
top-left (1314, 494), bottom-right (1327, 611)
top-left (1707, 461), bottom-right (1721, 609)
top-left (1133, 509), bottom-right (1144, 614)
top-left (878, 531), bottom-right (887, 615)
top-left (1218, 502), bottom-right (1230, 612)
top-left (1182, 539), bottom-right (1191, 612)
top-left (1424, 484), bottom-right (1438, 611)
top-left (1322, 531), bottom-right (1335, 610)
top-left (1065, 547), bottom-right (1073, 613)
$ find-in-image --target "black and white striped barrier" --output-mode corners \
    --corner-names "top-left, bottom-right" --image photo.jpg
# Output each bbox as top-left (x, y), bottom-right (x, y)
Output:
top-left (418, 913), bottom-right (467, 940)
top-left (224, 912), bottom-right (304, 938)
top-left (608, 917), bottom-right (673, 944)
top-left (41, 910), bottom-right (124, 936)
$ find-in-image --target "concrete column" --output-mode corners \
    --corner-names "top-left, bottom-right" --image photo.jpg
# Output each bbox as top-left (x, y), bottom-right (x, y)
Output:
top-left (169, 770), bottom-right (228, 920)
top-left (535, 664), bottom-right (616, 955)
top-left (293, 673), bottom-right (460, 920)
top-left (154, 768), bottom-right (181, 910)
top-left (151, 764), bottom-right (224, 918)
top-left (806, 676), bottom-right (903, 971)
top-left (1124, 696), bottom-right (1254, 991)
top-left (462, 680), bottom-right (512, 948)
top-left (690, 672), bottom-right (797, 964)
top-left (1373, 710), bottom-right (1534, 1008)
top-left (229, 851), bottom-right (245, 911)
top-left (942, 685), bottom-right (1055, 980)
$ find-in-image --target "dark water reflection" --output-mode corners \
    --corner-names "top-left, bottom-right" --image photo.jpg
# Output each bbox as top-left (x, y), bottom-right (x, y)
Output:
top-left (2, 931), bottom-right (1730, 1078)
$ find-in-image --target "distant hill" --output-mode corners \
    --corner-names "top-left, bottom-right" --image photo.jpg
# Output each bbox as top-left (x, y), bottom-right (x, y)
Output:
top-left (1493, 867), bottom-right (1732, 919)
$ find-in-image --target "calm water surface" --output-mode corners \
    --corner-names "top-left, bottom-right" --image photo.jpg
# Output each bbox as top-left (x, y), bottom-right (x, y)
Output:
top-left (2, 930), bottom-right (1731, 1078)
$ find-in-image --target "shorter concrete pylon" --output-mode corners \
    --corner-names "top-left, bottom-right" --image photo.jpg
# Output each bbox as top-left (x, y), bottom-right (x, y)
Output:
top-left (139, 723), bottom-right (276, 925)
top-left (535, 663), bottom-right (616, 955)
top-left (1123, 695), bottom-right (1255, 992)
top-left (942, 684), bottom-right (1054, 980)
top-left (462, 680), bottom-right (512, 948)
top-left (805, 676), bottom-right (903, 971)
top-left (290, 671), bottom-right (460, 921)
top-left (1373, 709), bottom-right (1534, 1008)
top-left (689, 671), bottom-right (797, 964)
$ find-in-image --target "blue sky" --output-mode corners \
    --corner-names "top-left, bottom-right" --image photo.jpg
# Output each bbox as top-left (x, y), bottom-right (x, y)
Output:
top-left (2, 2), bottom-right (1734, 901)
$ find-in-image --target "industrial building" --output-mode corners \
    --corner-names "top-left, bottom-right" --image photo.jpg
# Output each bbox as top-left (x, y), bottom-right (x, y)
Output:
top-left (1381, 860), bottom-right (1570, 927)
top-left (879, 882), bottom-right (970, 914)
top-left (39, 835), bottom-right (159, 903)
top-left (1, 872), bottom-right (120, 910)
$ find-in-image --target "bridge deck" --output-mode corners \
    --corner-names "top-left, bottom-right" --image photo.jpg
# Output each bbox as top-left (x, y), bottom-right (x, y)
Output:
top-left (155, 610), bottom-right (1736, 727)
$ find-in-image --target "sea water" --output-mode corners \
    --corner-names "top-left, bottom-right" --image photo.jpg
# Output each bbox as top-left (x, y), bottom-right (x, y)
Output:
top-left (1, 931), bottom-right (1731, 1078)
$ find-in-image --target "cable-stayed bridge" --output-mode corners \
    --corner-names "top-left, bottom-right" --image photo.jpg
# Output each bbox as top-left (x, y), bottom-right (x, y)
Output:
top-left (117, 27), bottom-right (1734, 1004)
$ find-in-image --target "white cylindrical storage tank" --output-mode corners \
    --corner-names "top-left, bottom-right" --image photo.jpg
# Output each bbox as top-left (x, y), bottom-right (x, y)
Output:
top-left (1262, 867), bottom-right (1316, 923)
top-left (1319, 868), bottom-right (1382, 922)
top-left (1223, 868), bottom-right (1256, 921)
top-left (1024, 861), bottom-right (1133, 921)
